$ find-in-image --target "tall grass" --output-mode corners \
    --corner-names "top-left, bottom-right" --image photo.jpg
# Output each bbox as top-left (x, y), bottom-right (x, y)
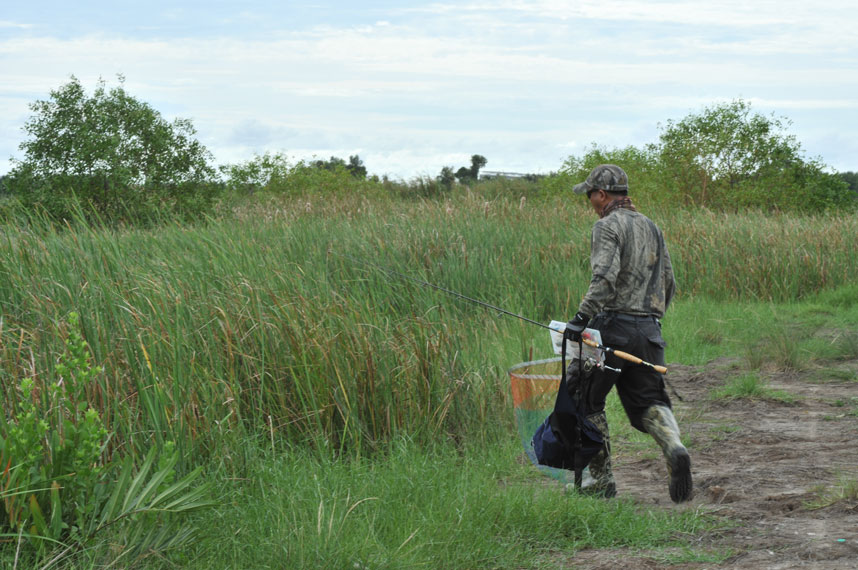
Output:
top-left (662, 208), bottom-right (858, 301)
top-left (183, 437), bottom-right (713, 569)
top-left (3, 189), bottom-right (857, 565)
top-left (2, 192), bottom-right (858, 464)
top-left (0, 197), bottom-right (578, 464)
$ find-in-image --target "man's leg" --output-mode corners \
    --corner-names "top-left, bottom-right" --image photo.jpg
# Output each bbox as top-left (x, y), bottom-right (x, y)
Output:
top-left (582, 411), bottom-right (616, 498)
top-left (642, 405), bottom-right (693, 503)
top-left (565, 354), bottom-right (618, 498)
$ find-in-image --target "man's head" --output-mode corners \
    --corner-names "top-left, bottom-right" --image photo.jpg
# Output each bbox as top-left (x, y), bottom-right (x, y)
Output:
top-left (573, 164), bottom-right (629, 213)
top-left (573, 164), bottom-right (629, 198)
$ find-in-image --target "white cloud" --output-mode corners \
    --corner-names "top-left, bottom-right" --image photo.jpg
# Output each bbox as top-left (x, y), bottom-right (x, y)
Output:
top-left (418, 0), bottom-right (850, 28)
top-left (1, 1), bottom-right (856, 178)
top-left (0, 21), bottom-right (32, 29)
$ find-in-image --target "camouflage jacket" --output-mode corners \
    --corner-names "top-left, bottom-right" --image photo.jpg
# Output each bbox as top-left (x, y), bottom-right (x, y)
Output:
top-left (578, 208), bottom-right (675, 319)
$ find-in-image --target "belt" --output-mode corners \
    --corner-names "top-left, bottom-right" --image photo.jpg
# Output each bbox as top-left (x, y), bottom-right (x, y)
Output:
top-left (598, 311), bottom-right (660, 324)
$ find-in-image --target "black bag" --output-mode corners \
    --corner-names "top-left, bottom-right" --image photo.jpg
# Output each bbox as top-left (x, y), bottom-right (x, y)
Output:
top-left (531, 329), bottom-right (605, 482)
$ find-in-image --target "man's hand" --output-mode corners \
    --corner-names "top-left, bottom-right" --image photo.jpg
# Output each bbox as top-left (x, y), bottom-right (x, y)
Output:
top-left (565, 312), bottom-right (591, 342)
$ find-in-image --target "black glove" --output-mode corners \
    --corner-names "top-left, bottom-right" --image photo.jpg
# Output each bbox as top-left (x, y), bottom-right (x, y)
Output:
top-left (565, 312), bottom-right (591, 342)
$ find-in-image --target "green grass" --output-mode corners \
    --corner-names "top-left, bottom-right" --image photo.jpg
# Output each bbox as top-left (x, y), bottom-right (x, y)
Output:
top-left (816, 368), bottom-right (858, 383)
top-left (180, 437), bottom-right (718, 569)
top-left (2, 190), bottom-right (858, 565)
top-left (710, 373), bottom-right (798, 404)
top-left (806, 473), bottom-right (858, 509)
top-left (707, 423), bottom-right (742, 442)
top-left (666, 295), bottom-right (858, 371)
top-left (12, 436), bottom-right (724, 569)
top-left (831, 397), bottom-right (858, 417)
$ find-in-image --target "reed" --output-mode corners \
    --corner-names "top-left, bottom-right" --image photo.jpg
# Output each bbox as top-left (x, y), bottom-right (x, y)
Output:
top-left (1, 192), bottom-right (857, 464)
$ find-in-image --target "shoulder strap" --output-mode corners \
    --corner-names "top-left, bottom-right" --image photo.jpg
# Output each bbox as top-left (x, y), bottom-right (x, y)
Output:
top-left (559, 327), bottom-right (585, 487)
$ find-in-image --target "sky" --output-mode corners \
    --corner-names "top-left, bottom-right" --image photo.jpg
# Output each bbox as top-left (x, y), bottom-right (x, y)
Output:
top-left (2, 1), bottom-right (857, 180)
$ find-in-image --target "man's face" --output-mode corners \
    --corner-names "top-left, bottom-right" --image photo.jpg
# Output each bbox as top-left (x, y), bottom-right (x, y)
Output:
top-left (587, 188), bottom-right (606, 213)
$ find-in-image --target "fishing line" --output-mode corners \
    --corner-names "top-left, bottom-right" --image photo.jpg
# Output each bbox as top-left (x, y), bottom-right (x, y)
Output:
top-left (330, 249), bottom-right (672, 378)
top-left (331, 250), bottom-right (552, 330)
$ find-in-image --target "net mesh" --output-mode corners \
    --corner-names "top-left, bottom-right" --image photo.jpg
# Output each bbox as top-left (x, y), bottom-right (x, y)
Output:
top-left (508, 356), bottom-right (576, 484)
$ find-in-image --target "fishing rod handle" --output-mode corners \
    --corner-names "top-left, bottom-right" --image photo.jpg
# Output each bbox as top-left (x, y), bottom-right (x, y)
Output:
top-left (580, 337), bottom-right (669, 374)
top-left (611, 349), bottom-right (668, 375)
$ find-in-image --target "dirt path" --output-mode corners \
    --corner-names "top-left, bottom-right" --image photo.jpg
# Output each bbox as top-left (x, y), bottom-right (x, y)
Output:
top-left (571, 358), bottom-right (858, 569)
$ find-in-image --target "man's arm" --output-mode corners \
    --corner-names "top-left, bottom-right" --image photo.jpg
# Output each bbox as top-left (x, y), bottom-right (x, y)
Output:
top-left (578, 220), bottom-right (621, 317)
top-left (662, 244), bottom-right (676, 311)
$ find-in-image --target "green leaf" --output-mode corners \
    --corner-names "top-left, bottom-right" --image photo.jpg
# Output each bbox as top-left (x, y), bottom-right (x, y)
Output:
top-left (29, 493), bottom-right (47, 536)
top-left (120, 446), bottom-right (157, 513)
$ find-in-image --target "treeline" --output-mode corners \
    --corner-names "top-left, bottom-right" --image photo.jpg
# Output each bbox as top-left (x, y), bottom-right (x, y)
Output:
top-left (1, 76), bottom-right (856, 226)
top-left (555, 99), bottom-right (856, 213)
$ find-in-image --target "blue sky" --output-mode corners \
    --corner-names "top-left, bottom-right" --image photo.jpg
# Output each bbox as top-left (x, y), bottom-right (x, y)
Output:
top-left (2, 1), bottom-right (856, 179)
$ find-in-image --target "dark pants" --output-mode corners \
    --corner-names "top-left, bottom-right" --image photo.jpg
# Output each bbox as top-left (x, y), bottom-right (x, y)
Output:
top-left (567, 312), bottom-right (671, 433)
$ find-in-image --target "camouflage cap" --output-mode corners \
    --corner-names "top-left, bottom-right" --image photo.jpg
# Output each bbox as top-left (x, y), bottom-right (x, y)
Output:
top-left (573, 164), bottom-right (629, 195)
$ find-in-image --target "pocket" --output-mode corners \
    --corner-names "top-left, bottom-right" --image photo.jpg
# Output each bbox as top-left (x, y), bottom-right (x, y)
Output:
top-left (646, 333), bottom-right (667, 349)
top-left (601, 330), bottom-right (629, 347)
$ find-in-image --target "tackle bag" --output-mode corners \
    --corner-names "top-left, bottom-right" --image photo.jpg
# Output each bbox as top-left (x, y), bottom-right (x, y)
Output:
top-left (531, 329), bottom-right (605, 475)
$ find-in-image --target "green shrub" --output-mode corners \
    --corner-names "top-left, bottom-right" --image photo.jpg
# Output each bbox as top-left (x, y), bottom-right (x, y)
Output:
top-left (6, 76), bottom-right (218, 225)
top-left (0, 313), bottom-right (211, 565)
top-left (220, 152), bottom-right (383, 201)
top-left (559, 100), bottom-right (856, 213)
top-left (0, 312), bottom-right (108, 546)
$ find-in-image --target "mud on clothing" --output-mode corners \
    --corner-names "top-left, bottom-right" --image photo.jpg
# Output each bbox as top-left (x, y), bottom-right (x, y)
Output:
top-left (577, 208), bottom-right (675, 320)
top-left (573, 204), bottom-right (677, 432)
top-left (567, 312), bottom-right (671, 433)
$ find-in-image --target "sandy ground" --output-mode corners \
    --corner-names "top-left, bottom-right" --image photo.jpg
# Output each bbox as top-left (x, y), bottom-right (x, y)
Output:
top-left (567, 357), bottom-right (858, 569)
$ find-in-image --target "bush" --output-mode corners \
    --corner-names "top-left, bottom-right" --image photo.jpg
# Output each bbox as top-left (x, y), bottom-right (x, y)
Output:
top-left (221, 153), bottom-right (384, 201)
top-left (0, 313), bottom-right (211, 565)
top-left (560, 100), bottom-right (856, 213)
top-left (5, 76), bottom-right (218, 225)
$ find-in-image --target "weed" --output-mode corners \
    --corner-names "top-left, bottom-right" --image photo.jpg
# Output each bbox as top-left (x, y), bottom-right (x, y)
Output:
top-left (698, 330), bottom-right (724, 345)
top-left (809, 367), bottom-right (858, 383)
top-left (0, 312), bottom-right (109, 551)
top-left (0, 314), bottom-right (212, 566)
top-left (710, 373), bottom-right (798, 404)
top-left (745, 326), bottom-right (809, 371)
top-left (806, 474), bottom-right (858, 509)
top-left (831, 397), bottom-right (858, 418)
top-left (709, 424), bottom-right (742, 442)
top-left (831, 330), bottom-right (858, 360)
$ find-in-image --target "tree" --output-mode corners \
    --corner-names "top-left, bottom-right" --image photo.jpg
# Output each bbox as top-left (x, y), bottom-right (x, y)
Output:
top-left (454, 154), bottom-right (487, 185)
top-left (454, 166), bottom-right (472, 184)
top-left (437, 166), bottom-right (456, 190)
top-left (310, 155), bottom-right (367, 179)
top-left (839, 171), bottom-right (858, 194)
top-left (219, 152), bottom-right (292, 195)
top-left (656, 99), bottom-right (851, 210)
top-left (312, 156), bottom-right (346, 172)
top-left (470, 154), bottom-right (487, 177)
top-left (346, 155), bottom-right (367, 179)
top-left (7, 75), bottom-right (216, 223)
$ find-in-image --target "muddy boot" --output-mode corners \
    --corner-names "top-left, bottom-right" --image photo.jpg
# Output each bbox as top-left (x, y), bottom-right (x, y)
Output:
top-left (643, 405), bottom-right (692, 503)
top-left (581, 412), bottom-right (616, 498)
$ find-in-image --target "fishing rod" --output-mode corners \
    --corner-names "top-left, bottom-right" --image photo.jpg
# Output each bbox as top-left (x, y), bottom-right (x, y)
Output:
top-left (332, 250), bottom-right (668, 374)
top-left (333, 251), bottom-right (553, 331)
top-left (579, 336), bottom-right (667, 375)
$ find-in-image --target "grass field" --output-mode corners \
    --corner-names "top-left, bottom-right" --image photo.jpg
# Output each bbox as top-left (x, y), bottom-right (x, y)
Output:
top-left (1, 188), bottom-right (857, 567)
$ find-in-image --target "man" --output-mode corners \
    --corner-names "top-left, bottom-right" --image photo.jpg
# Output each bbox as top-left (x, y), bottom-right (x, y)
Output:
top-left (565, 164), bottom-right (692, 503)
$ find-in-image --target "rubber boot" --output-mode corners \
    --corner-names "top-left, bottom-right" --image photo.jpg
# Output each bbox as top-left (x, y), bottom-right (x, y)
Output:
top-left (581, 412), bottom-right (616, 498)
top-left (643, 405), bottom-right (693, 503)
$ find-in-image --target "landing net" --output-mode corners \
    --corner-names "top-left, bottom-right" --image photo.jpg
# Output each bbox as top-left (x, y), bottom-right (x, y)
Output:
top-left (508, 357), bottom-right (576, 484)
top-left (509, 325), bottom-right (603, 485)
